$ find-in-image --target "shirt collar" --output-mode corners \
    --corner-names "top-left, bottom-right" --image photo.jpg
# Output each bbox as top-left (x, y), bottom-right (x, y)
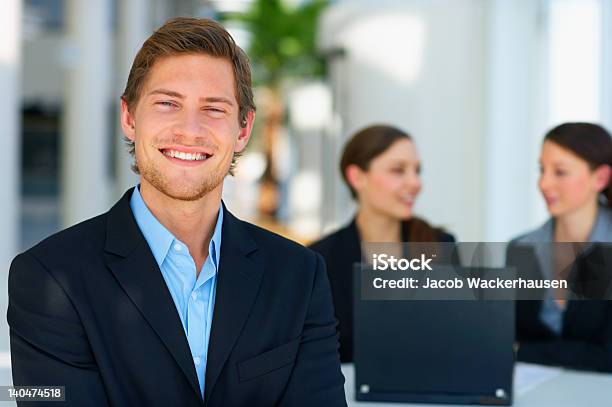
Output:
top-left (209, 201), bottom-right (223, 268)
top-left (130, 185), bottom-right (224, 269)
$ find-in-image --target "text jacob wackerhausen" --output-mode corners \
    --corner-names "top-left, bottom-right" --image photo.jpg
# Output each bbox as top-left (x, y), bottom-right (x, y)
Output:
top-left (370, 253), bottom-right (567, 290)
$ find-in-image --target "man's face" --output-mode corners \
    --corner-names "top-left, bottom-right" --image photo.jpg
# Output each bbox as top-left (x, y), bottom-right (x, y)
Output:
top-left (121, 53), bottom-right (254, 201)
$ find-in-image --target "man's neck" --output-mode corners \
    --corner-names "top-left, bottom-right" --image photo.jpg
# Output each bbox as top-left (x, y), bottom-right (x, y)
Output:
top-left (139, 181), bottom-right (222, 273)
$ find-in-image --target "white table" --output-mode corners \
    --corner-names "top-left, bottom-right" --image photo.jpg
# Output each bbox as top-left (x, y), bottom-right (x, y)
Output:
top-left (343, 363), bottom-right (612, 406)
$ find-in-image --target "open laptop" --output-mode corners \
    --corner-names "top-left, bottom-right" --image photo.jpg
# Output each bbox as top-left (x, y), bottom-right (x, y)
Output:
top-left (353, 265), bottom-right (515, 405)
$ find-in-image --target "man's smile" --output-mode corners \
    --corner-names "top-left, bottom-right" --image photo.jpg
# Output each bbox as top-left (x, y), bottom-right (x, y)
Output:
top-left (159, 147), bottom-right (213, 166)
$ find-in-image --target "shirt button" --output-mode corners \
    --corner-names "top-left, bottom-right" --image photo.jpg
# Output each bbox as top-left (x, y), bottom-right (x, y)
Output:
top-left (191, 292), bottom-right (198, 300)
top-left (194, 356), bottom-right (201, 366)
top-left (173, 243), bottom-right (182, 251)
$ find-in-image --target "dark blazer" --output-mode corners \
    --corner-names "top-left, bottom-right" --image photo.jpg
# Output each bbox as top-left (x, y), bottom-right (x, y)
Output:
top-left (508, 206), bottom-right (612, 372)
top-left (8, 188), bottom-right (347, 406)
top-left (309, 218), bottom-right (455, 363)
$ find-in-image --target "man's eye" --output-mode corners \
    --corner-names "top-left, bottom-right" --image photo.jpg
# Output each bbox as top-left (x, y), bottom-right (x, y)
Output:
top-left (205, 107), bottom-right (226, 116)
top-left (157, 101), bottom-right (178, 108)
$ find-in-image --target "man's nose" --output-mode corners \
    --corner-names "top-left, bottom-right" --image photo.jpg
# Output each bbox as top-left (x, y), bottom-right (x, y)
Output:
top-left (175, 108), bottom-right (205, 139)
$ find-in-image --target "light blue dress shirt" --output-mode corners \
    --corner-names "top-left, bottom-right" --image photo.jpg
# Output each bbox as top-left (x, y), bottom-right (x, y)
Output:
top-left (130, 186), bottom-right (223, 397)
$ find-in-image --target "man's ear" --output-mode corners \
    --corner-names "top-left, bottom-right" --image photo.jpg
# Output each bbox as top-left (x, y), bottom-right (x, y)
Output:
top-left (594, 164), bottom-right (611, 192)
top-left (120, 98), bottom-right (136, 142)
top-left (234, 110), bottom-right (255, 153)
top-left (345, 164), bottom-right (366, 194)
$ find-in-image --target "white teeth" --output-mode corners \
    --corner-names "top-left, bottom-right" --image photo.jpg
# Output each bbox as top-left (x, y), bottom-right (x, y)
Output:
top-left (163, 149), bottom-right (208, 161)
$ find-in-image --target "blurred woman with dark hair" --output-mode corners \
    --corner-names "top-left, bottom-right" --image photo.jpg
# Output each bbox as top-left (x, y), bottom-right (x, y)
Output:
top-left (509, 122), bottom-right (612, 372)
top-left (309, 124), bottom-right (454, 363)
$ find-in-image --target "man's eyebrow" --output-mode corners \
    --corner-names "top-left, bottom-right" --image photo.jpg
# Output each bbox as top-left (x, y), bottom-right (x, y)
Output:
top-left (147, 89), bottom-right (185, 99)
top-left (202, 96), bottom-right (235, 107)
top-left (146, 90), bottom-right (234, 107)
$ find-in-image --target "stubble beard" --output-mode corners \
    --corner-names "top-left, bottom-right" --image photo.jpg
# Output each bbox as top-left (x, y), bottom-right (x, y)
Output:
top-left (137, 157), bottom-right (228, 202)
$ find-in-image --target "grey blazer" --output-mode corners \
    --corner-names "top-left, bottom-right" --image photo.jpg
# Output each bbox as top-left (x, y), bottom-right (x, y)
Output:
top-left (513, 205), bottom-right (612, 245)
top-left (508, 205), bottom-right (612, 372)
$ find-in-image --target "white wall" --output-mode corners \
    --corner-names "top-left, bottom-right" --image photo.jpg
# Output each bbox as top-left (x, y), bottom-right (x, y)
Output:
top-left (320, 0), bottom-right (489, 240)
top-left (319, 0), bottom-right (610, 242)
top-left (22, 33), bottom-right (65, 106)
top-left (483, 0), bottom-right (547, 241)
top-left (0, 0), bottom-right (22, 357)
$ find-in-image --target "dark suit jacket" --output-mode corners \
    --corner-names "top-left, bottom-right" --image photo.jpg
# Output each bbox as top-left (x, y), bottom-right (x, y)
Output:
top-left (309, 218), bottom-right (454, 363)
top-left (508, 207), bottom-right (612, 372)
top-left (507, 245), bottom-right (612, 372)
top-left (514, 298), bottom-right (612, 372)
top-left (8, 189), bottom-right (347, 406)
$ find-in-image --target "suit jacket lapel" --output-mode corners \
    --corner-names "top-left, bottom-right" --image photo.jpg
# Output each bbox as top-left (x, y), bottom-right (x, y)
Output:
top-left (103, 189), bottom-right (202, 401)
top-left (204, 206), bottom-right (263, 404)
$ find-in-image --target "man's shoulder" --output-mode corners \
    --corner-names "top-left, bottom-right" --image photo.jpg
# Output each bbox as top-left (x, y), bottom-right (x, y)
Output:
top-left (235, 219), bottom-right (330, 302)
top-left (308, 222), bottom-right (355, 256)
top-left (24, 212), bottom-right (108, 265)
top-left (308, 231), bottom-right (337, 254)
top-left (240, 220), bottom-right (319, 263)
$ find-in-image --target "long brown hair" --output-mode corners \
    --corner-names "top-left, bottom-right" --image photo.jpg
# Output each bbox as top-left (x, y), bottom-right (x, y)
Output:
top-left (340, 124), bottom-right (447, 241)
top-left (544, 122), bottom-right (612, 207)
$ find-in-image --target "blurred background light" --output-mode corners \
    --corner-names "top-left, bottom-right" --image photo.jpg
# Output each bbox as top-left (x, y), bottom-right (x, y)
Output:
top-left (548, 0), bottom-right (602, 124)
top-left (288, 81), bottom-right (332, 131)
top-left (342, 13), bottom-right (426, 85)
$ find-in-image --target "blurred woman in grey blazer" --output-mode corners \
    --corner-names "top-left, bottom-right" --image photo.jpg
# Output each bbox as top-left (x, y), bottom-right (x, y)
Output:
top-left (509, 122), bottom-right (612, 372)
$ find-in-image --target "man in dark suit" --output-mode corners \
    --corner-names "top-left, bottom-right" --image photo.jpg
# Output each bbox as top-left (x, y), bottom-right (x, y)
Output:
top-left (8, 18), bottom-right (346, 406)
